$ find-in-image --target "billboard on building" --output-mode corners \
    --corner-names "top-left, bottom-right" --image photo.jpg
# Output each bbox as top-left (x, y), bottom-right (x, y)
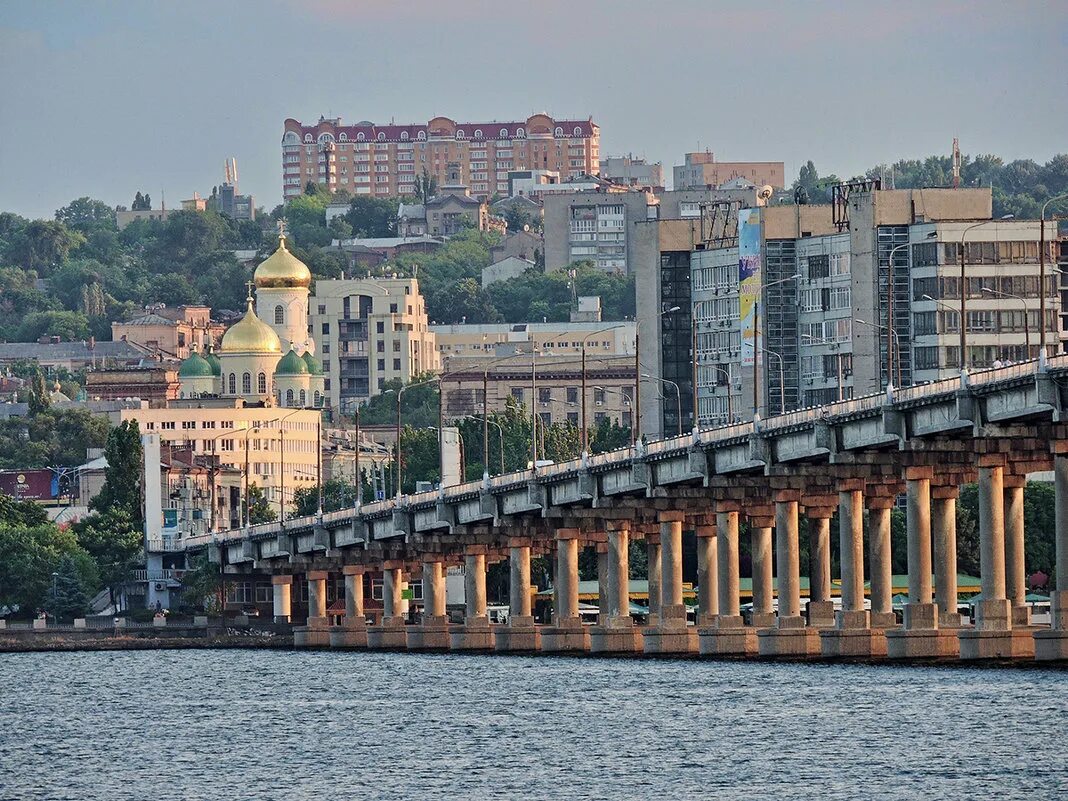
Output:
top-left (0, 469), bottom-right (58, 501)
top-left (738, 208), bottom-right (762, 367)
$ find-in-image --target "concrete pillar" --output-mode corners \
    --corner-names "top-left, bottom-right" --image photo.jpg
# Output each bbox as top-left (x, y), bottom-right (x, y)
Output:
top-left (382, 566), bottom-right (403, 621)
top-left (597, 546), bottom-right (610, 625)
top-left (555, 536), bottom-right (579, 624)
top-left (423, 560), bottom-right (446, 619)
top-left (806, 512), bottom-right (835, 627)
top-left (366, 563), bottom-right (408, 650)
top-left (932, 489), bottom-right (960, 628)
top-left (696, 522), bottom-right (718, 626)
top-left (839, 489), bottom-right (865, 615)
top-left (751, 524), bottom-right (775, 627)
top-left (867, 501), bottom-right (895, 627)
top-left (775, 498), bottom-right (801, 624)
top-left (331, 566), bottom-right (368, 648)
top-left (344, 568), bottom-right (365, 620)
top-left (660, 515), bottom-right (684, 617)
top-left (646, 537), bottom-right (662, 625)
top-left (1036, 452), bottom-right (1068, 659)
top-left (716, 511), bottom-right (741, 621)
top-left (307, 570), bottom-right (328, 623)
top-left (509, 545), bottom-right (532, 619)
top-left (464, 552), bottom-right (488, 622)
top-left (976, 463), bottom-right (1010, 630)
top-left (606, 526), bottom-right (630, 621)
top-left (272, 575), bottom-right (292, 623)
top-left (1004, 480), bottom-right (1029, 626)
top-left (904, 471), bottom-right (934, 629)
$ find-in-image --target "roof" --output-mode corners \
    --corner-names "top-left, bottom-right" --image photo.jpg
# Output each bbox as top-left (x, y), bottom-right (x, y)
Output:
top-left (398, 203), bottom-right (426, 220)
top-left (275, 349), bottom-right (309, 376)
top-left (178, 352), bottom-right (213, 378)
top-left (0, 340), bottom-right (149, 362)
top-left (301, 351), bottom-right (323, 376)
top-left (219, 300), bottom-right (282, 354)
top-left (333, 236), bottom-right (442, 249)
top-left (426, 193), bottom-right (481, 208)
top-left (285, 115), bottom-right (597, 145)
top-left (116, 312), bottom-right (177, 327)
top-left (254, 235), bottom-right (312, 289)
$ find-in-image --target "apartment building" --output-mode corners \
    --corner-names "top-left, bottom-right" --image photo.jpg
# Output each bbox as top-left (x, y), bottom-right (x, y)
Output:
top-left (600, 156), bottom-right (664, 189)
top-left (431, 319), bottom-right (636, 361)
top-left (309, 276), bottom-right (439, 414)
top-left (673, 151), bottom-right (786, 190)
top-left (282, 114), bottom-right (599, 201)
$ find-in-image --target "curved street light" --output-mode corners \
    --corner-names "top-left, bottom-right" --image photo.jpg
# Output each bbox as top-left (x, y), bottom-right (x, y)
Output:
top-left (981, 286), bottom-right (1030, 356)
top-left (1040, 193), bottom-right (1068, 365)
top-left (641, 374), bottom-right (682, 436)
top-left (959, 216), bottom-right (1014, 375)
top-left (752, 274), bottom-right (800, 420)
top-left (635, 305), bottom-right (680, 445)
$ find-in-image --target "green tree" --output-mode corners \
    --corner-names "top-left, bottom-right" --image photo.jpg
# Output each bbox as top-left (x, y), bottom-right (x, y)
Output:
top-left (9, 219), bottom-right (85, 275)
top-left (413, 169), bottom-right (438, 203)
top-left (244, 482), bottom-right (277, 525)
top-left (55, 197), bottom-right (117, 232)
top-left (91, 420), bottom-right (143, 525)
top-left (73, 508), bottom-right (141, 611)
top-left (0, 522), bottom-right (97, 618)
top-left (178, 555), bottom-right (222, 615)
top-left (359, 374), bottom-right (440, 429)
top-left (48, 553), bottom-right (91, 619)
top-left (28, 368), bottom-right (51, 416)
top-left (291, 478), bottom-right (358, 517)
top-left (344, 196), bottom-right (400, 238)
top-left (17, 310), bottom-right (91, 342)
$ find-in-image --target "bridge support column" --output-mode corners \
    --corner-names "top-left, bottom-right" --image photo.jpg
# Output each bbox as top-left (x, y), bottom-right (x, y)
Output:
top-left (932, 488), bottom-right (960, 629)
top-left (271, 575), bottom-right (292, 624)
top-left (887, 468), bottom-right (957, 659)
top-left (496, 542), bottom-right (541, 652)
top-left (1036, 450), bottom-right (1068, 659)
top-left (806, 511), bottom-right (835, 627)
top-left (759, 494), bottom-right (819, 657)
top-left (367, 564), bottom-right (408, 649)
top-left (591, 521), bottom-right (642, 653)
top-left (1004, 479), bottom-right (1031, 627)
top-left (330, 566), bottom-right (368, 649)
top-left (823, 484), bottom-right (884, 658)
top-left (696, 520), bottom-right (718, 627)
top-left (451, 550), bottom-right (494, 650)
top-left (294, 570), bottom-right (330, 648)
top-left (750, 517), bottom-right (776, 628)
top-left (541, 529), bottom-right (590, 652)
top-left (408, 559), bottom-right (450, 651)
top-left (646, 536), bottom-right (662, 627)
top-left (644, 512), bottom-right (697, 654)
top-left (700, 508), bottom-right (756, 656)
top-left (961, 460), bottom-right (1032, 659)
top-left (867, 499), bottom-right (897, 629)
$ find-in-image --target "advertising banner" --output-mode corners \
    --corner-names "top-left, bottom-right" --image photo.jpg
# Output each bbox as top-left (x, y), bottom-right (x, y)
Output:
top-left (738, 208), bottom-right (762, 366)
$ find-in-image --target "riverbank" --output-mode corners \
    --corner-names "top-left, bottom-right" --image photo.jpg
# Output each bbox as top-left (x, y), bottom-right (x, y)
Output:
top-left (0, 620), bottom-right (292, 652)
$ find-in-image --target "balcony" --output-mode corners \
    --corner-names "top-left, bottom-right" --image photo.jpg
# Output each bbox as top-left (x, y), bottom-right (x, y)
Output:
top-left (131, 569), bottom-right (187, 583)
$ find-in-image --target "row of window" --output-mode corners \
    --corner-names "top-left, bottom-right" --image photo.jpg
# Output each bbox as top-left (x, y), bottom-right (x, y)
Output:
top-left (290, 126), bottom-right (590, 145)
top-left (912, 309), bottom-right (1058, 335)
top-left (912, 275), bottom-right (1057, 301)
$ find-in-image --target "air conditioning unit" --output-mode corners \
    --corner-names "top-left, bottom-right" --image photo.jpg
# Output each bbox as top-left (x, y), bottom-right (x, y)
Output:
top-left (154, 581), bottom-right (166, 592)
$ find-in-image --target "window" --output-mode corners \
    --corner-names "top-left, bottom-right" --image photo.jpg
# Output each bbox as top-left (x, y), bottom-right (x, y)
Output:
top-left (257, 372), bottom-right (267, 394)
top-left (376, 321), bottom-right (384, 334)
top-left (538, 388), bottom-right (551, 403)
top-left (555, 127), bottom-right (563, 136)
top-left (314, 391), bottom-right (321, 407)
top-left (377, 359), bottom-right (385, 371)
top-left (499, 128), bottom-right (509, 138)
top-left (228, 373), bottom-right (236, 394)
top-left (400, 131), bottom-right (409, 141)
top-left (594, 388), bottom-right (606, 404)
top-left (417, 131), bottom-right (426, 140)
top-left (286, 389), bottom-right (294, 405)
top-left (566, 387), bottom-right (578, 404)
top-left (390, 303), bottom-right (398, 314)
top-left (377, 132), bottom-right (385, 141)
top-left (516, 127), bottom-right (525, 138)
top-left (241, 372), bottom-right (251, 394)
top-left (573, 126), bottom-right (582, 136)
top-left (321, 322), bottom-right (330, 335)
top-left (392, 358), bottom-right (401, 371)
top-left (299, 390), bottom-right (306, 406)
top-left (511, 387), bottom-right (524, 403)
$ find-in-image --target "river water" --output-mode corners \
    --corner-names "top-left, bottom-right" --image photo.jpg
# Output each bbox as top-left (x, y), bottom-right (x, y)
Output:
top-left (0, 649), bottom-right (1064, 800)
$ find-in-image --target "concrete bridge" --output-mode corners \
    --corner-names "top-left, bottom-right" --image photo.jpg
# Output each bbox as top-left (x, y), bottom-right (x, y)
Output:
top-left (185, 357), bottom-right (1068, 662)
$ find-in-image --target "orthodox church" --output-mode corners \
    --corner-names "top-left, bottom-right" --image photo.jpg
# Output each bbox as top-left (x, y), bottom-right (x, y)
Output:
top-left (178, 233), bottom-right (325, 408)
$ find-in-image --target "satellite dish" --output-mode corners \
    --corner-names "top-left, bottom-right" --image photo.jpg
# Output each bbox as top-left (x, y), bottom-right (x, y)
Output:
top-left (758, 185), bottom-right (774, 200)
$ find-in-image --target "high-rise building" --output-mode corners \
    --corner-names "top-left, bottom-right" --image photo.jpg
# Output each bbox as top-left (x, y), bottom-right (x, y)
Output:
top-left (600, 155), bottom-right (664, 189)
top-left (308, 276), bottom-right (439, 414)
top-left (673, 151), bottom-right (786, 190)
top-left (282, 114), bottom-right (600, 201)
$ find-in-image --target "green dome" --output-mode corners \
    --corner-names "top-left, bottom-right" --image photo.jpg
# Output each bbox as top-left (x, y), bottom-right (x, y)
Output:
top-left (276, 349), bottom-right (310, 376)
top-left (204, 350), bottom-right (222, 376)
top-left (178, 352), bottom-right (214, 378)
top-left (301, 351), bottom-right (323, 375)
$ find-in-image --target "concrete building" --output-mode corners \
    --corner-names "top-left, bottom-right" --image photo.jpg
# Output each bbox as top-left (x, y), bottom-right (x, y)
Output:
top-left (0, 339), bottom-right (150, 372)
top-left (85, 366), bottom-right (179, 403)
top-left (430, 320), bottom-right (635, 361)
top-left (488, 229), bottom-right (543, 265)
top-left (673, 151), bottom-right (786, 190)
top-left (309, 275), bottom-right (439, 413)
top-left (600, 155), bottom-right (664, 190)
top-left (481, 256), bottom-right (535, 288)
top-left (283, 114), bottom-right (600, 201)
top-left (112, 305), bottom-right (224, 359)
top-left (506, 169), bottom-right (560, 197)
top-left (327, 236), bottom-right (442, 272)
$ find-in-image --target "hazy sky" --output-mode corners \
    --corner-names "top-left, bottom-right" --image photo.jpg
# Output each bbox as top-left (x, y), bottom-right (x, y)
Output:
top-left (2, 0), bottom-right (1065, 220)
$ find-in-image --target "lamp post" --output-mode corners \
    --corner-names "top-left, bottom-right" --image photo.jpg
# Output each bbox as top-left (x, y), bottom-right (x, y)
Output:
top-left (276, 408), bottom-right (304, 524)
top-left (387, 376), bottom-right (441, 501)
top-left (856, 319), bottom-right (902, 387)
top-left (641, 374), bottom-right (682, 436)
top-left (757, 346), bottom-right (786, 415)
top-left (1041, 194), bottom-right (1068, 365)
top-left (580, 325), bottom-right (621, 458)
top-left (706, 364), bottom-right (735, 423)
top-left (800, 334), bottom-right (843, 402)
top-left (635, 305), bottom-right (680, 445)
top-left (886, 232), bottom-right (937, 388)
top-left (204, 429), bottom-right (235, 532)
top-left (460, 414), bottom-right (506, 475)
top-left (959, 216), bottom-right (1013, 375)
top-left (242, 423), bottom-right (261, 529)
top-left (981, 286), bottom-right (1030, 357)
top-left (752, 274), bottom-right (800, 420)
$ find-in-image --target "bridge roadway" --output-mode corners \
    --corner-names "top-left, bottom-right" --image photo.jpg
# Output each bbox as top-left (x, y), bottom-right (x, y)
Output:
top-left (185, 357), bottom-right (1068, 661)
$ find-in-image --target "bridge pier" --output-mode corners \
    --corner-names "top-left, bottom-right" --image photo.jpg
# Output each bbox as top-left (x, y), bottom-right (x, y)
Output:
top-left (541, 529), bottom-right (590, 652)
top-left (759, 493), bottom-right (820, 657)
top-left (451, 550), bottom-right (494, 650)
top-left (591, 521), bottom-right (643, 653)
top-left (866, 498), bottom-right (897, 629)
top-left (696, 518), bottom-right (718, 627)
top-left (271, 575), bottom-right (292, 624)
top-left (408, 559), bottom-right (450, 651)
top-left (644, 512), bottom-right (697, 654)
top-left (330, 566), bottom-right (368, 649)
top-left (749, 512), bottom-right (777, 628)
top-left (700, 507), bottom-right (756, 656)
top-left (496, 542), bottom-right (541, 652)
top-left (367, 564), bottom-right (408, 650)
top-left (961, 460), bottom-right (1033, 659)
top-left (294, 570), bottom-right (330, 648)
top-left (887, 469), bottom-right (957, 659)
top-left (1036, 449), bottom-right (1068, 660)
top-left (1004, 479), bottom-right (1032, 627)
top-left (823, 483), bottom-right (885, 658)
top-left (645, 535), bottom-right (662, 627)
top-left (932, 487), bottom-right (961, 629)
top-left (806, 510), bottom-right (836, 628)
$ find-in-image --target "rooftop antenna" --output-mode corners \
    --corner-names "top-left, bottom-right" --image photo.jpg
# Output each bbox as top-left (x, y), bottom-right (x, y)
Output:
top-left (951, 137), bottom-right (961, 189)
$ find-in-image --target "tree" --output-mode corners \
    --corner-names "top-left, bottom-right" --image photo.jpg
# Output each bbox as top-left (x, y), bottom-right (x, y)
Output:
top-left (0, 523), bottom-right (96, 618)
top-left (179, 555), bottom-right (222, 616)
top-left (73, 509), bottom-right (141, 611)
top-left (414, 169), bottom-right (438, 203)
top-left (48, 553), bottom-right (91, 619)
top-left (91, 420), bottom-right (143, 525)
top-left (291, 478), bottom-right (358, 517)
top-left (17, 310), bottom-right (92, 342)
top-left (131, 192), bottom-right (152, 210)
top-left (55, 197), bottom-right (117, 232)
top-left (428, 277), bottom-right (500, 324)
top-left (344, 196), bottom-right (399, 238)
top-left (9, 219), bottom-right (85, 274)
top-left (360, 374), bottom-right (440, 429)
top-left (28, 368), bottom-right (51, 415)
top-left (244, 482), bottom-right (277, 525)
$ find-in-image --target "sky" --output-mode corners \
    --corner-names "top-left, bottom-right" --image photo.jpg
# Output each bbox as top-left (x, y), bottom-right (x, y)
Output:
top-left (1, 0), bottom-right (1065, 220)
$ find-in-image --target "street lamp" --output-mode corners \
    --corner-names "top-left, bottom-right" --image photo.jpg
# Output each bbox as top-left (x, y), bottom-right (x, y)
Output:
top-left (752, 274), bottom-right (800, 420)
top-left (459, 414), bottom-right (506, 476)
top-left (385, 375), bottom-right (441, 501)
top-left (800, 334), bottom-right (844, 402)
top-left (641, 374), bottom-right (682, 436)
top-left (275, 408), bottom-right (305, 524)
top-left (706, 364), bottom-right (735, 423)
top-left (981, 286), bottom-right (1030, 357)
top-left (580, 325), bottom-right (622, 458)
top-left (1040, 194), bottom-right (1068, 365)
top-left (635, 305), bottom-right (680, 445)
top-left (856, 319), bottom-right (902, 386)
top-left (886, 232), bottom-right (937, 387)
top-left (959, 216), bottom-right (1014, 375)
top-left (757, 346), bottom-right (786, 415)
top-left (242, 423), bottom-right (261, 529)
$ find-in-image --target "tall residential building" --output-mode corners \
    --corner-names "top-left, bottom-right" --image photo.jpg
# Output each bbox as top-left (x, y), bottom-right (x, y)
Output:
top-left (431, 320), bottom-right (636, 361)
top-left (282, 114), bottom-right (600, 201)
top-left (599, 155), bottom-right (664, 189)
top-left (673, 151), bottom-right (786, 190)
top-left (309, 276), bottom-right (439, 414)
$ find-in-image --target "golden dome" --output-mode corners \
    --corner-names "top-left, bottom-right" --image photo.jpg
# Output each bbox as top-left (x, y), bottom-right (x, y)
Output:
top-left (220, 300), bottom-right (282, 353)
top-left (254, 235), bottom-right (312, 289)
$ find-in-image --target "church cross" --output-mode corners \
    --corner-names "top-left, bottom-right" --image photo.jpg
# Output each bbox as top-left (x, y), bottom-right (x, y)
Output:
top-left (276, 218), bottom-right (288, 239)
top-left (245, 280), bottom-right (256, 302)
